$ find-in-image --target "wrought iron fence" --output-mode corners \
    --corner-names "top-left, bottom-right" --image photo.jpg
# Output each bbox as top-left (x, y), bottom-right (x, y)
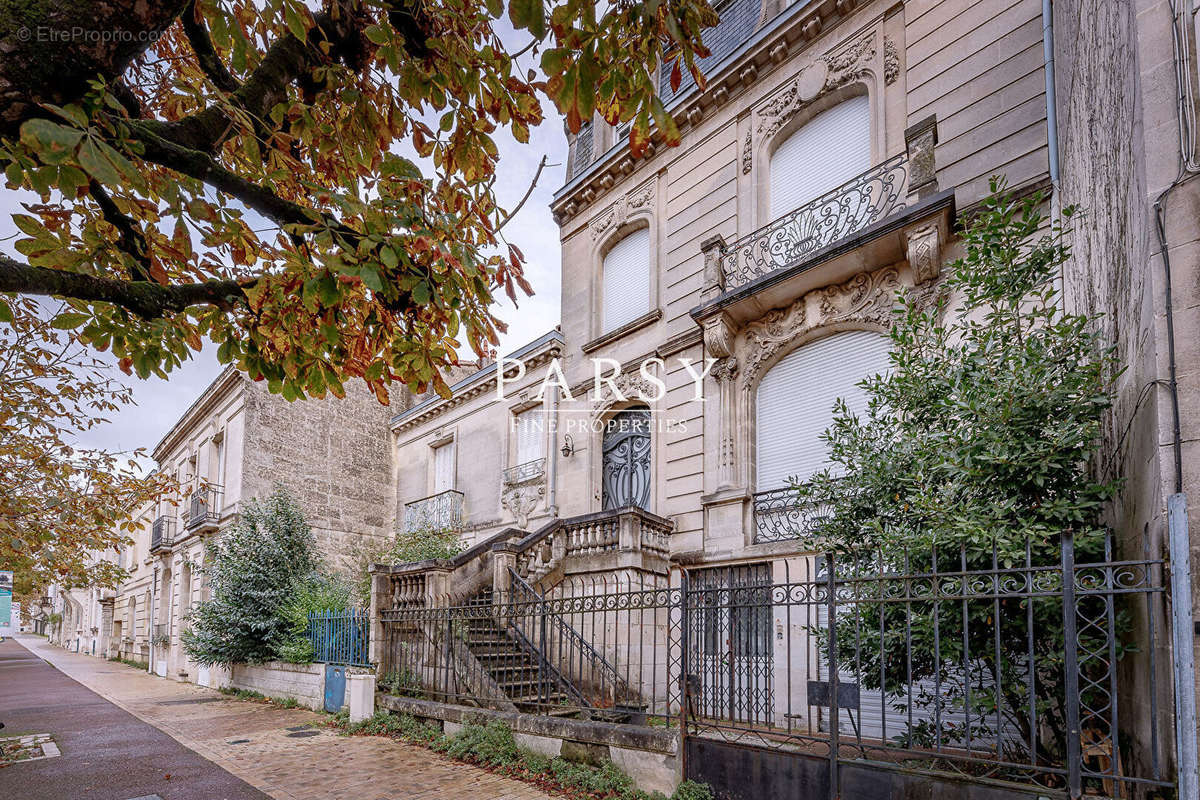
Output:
top-left (503, 458), bottom-right (546, 485)
top-left (404, 489), bottom-right (464, 533)
top-left (752, 487), bottom-right (836, 543)
top-left (377, 529), bottom-right (1175, 797)
top-left (306, 609), bottom-right (371, 667)
top-left (719, 154), bottom-right (908, 291)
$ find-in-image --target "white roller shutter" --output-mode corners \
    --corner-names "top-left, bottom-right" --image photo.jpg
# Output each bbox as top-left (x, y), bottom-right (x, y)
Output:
top-left (755, 330), bottom-right (891, 491)
top-left (770, 94), bottom-right (871, 219)
top-left (601, 227), bottom-right (651, 332)
top-left (514, 407), bottom-right (544, 465)
top-left (433, 441), bottom-right (455, 493)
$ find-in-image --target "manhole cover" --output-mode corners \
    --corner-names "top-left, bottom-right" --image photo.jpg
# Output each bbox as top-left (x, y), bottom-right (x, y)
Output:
top-left (285, 725), bottom-right (310, 732)
top-left (286, 730), bottom-right (320, 738)
top-left (226, 739), bottom-right (250, 744)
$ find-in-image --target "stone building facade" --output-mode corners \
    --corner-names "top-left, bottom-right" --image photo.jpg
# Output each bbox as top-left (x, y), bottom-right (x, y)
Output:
top-left (57, 367), bottom-right (396, 684)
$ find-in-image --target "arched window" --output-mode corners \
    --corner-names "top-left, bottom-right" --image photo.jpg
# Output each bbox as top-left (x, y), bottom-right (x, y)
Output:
top-left (602, 406), bottom-right (652, 510)
top-left (755, 330), bottom-right (890, 491)
top-left (769, 94), bottom-right (871, 219)
top-left (601, 227), bottom-right (651, 333)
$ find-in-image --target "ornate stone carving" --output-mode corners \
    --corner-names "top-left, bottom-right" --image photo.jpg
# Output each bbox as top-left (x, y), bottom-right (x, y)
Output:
top-left (590, 369), bottom-right (657, 414)
top-left (906, 224), bottom-right (941, 284)
top-left (755, 31), bottom-right (875, 140)
top-left (501, 480), bottom-right (545, 530)
top-left (738, 267), bottom-right (903, 389)
top-left (884, 37), bottom-right (900, 85)
top-left (703, 315), bottom-right (735, 358)
top-left (742, 129), bottom-right (753, 174)
top-left (711, 357), bottom-right (738, 383)
top-left (589, 178), bottom-right (655, 240)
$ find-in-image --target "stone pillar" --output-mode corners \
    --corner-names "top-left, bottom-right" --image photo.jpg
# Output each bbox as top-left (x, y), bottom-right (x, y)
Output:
top-left (700, 235), bottom-right (727, 302)
top-left (904, 115), bottom-right (938, 201)
top-left (367, 567), bottom-right (390, 667)
top-left (618, 510), bottom-right (641, 553)
top-left (492, 543), bottom-right (517, 598)
top-left (98, 598), bottom-right (114, 659)
top-left (424, 567), bottom-right (452, 605)
top-left (348, 671), bottom-right (376, 723)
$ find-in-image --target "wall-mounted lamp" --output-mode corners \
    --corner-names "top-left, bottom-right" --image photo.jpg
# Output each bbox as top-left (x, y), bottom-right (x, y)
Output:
top-left (560, 434), bottom-right (575, 458)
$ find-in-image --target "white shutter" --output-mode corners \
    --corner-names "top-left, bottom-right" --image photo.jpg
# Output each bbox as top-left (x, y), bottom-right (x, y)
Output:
top-left (514, 408), bottom-right (544, 465)
top-left (602, 227), bottom-right (651, 332)
top-left (770, 95), bottom-right (871, 219)
top-left (433, 441), bottom-right (455, 492)
top-left (755, 330), bottom-right (890, 491)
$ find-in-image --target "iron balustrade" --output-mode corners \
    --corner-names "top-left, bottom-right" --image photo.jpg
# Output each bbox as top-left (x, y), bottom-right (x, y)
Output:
top-left (404, 489), bottom-right (464, 533)
top-left (185, 483), bottom-right (223, 530)
top-left (719, 154), bottom-right (908, 292)
top-left (150, 515), bottom-right (175, 552)
top-left (306, 609), bottom-right (371, 666)
top-left (502, 458), bottom-right (546, 485)
top-left (752, 486), bottom-right (837, 543)
top-left (374, 529), bottom-right (1177, 797)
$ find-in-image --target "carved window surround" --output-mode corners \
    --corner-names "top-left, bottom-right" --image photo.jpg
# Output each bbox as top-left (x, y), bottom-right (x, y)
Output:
top-left (551, 1), bottom-right (886, 224)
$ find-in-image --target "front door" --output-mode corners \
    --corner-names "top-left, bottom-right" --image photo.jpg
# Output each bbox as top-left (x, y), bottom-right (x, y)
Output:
top-left (601, 406), bottom-right (651, 510)
top-left (324, 664), bottom-right (346, 712)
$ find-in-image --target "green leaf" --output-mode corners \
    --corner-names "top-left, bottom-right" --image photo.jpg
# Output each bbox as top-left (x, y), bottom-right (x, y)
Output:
top-left (364, 24), bottom-right (390, 45)
top-left (284, 2), bottom-right (308, 41)
top-left (0, 298), bottom-right (13, 323)
top-left (78, 138), bottom-right (123, 187)
top-left (51, 312), bottom-right (91, 330)
top-left (20, 119), bottom-right (84, 165)
top-left (508, 0), bottom-right (546, 39)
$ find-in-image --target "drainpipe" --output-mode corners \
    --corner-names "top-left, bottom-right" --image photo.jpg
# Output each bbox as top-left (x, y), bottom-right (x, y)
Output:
top-left (547, 381), bottom-right (560, 518)
top-left (1041, 0), bottom-right (1061, 195)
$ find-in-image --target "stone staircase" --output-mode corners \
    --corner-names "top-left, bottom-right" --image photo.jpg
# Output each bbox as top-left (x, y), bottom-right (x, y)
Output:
top-left (459, 589), bottom-right (581, 715)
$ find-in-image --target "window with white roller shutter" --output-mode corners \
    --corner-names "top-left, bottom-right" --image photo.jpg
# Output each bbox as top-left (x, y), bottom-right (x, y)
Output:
top-left (755, 330), bottom-right (890, 491)
top-left (769, 94), bottom-right (871, 219)
top-left (601, 227), bottom-right (651, 333)
top-left (514, 407), bottom-right (544, 465)
top-left (433, 440), bottom-right (455, 493)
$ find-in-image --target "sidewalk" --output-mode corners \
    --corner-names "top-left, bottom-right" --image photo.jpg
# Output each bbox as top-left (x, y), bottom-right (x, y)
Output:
top-left (17, 636), bottom-right (555, 800)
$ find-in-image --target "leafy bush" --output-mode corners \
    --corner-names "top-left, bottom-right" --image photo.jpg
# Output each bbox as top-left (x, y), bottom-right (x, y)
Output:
top-left (183, 486), bottom-right (318, 666)
top-left (347, 523), bottom-right (464, 606)
top-left (276, 572), bottom-right (355, 663)
top-left (796, 181), bottom-right (1119, 759)
top-left (436, 720), bottom-right (520, 766)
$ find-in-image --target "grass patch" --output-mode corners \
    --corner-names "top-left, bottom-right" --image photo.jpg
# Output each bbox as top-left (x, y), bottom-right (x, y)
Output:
top-left (215, 687), bottom-right (307, 709)
top-left (108, 656), bottom-right (150, 670)
top-left (326, 713), bottom-right (713, 800)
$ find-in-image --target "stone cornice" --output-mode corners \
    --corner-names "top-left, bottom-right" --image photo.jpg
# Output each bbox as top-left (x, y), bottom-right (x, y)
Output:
top-left (391, 334), bottom-right (565, 434)
top-left (152, 367), bottom-right (244, 462)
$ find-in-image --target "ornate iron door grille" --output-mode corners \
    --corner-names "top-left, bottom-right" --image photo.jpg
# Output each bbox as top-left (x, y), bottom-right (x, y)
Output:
top-left (602, 407), bottom-right (652, 510)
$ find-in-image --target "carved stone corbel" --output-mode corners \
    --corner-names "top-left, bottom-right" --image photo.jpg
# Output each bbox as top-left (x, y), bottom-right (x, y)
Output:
top-left (703, 314), bottom-right (736, 359)
top-left (906, 224), bottom-right (941, 285)
top-left (904, 115), bottom-right (938, 200)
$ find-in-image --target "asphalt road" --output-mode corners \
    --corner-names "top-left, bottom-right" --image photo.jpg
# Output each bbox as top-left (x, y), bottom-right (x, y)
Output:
top-left (0, 636), bottom-right (270, 800)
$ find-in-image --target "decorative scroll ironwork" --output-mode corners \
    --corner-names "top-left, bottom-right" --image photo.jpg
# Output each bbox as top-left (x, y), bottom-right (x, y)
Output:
top-left (752, 486), bottom-right (835, 543)
top-left (404, 489), bottom-right (464, 533)
top-left (502, 458), bottom-right (546, 486)
top-left (720, 154), bottom-right (908, 291)
top-left (602, 407), bottom-right (652, 510)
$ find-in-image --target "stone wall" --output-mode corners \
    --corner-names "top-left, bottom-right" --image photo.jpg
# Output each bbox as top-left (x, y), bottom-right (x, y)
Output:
top-left (378, 694), bottom-right (681, 796)
top-left (227, 661), bottom-right (350, 712)
top-left (241, 378), bottom-right (396, 573)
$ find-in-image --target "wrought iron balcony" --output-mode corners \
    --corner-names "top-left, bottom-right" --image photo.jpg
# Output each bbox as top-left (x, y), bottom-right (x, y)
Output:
top-left (150, 515), bottom-right (175, 552)
top-left (719, 154), bottom-right (908, 292)
top-left (752, 486), bottom-right (835, 544)
top-left (185, 483), bottom-right (223, 531)
top-left (404, 489), bottom-right (464, 533)
top-left (502, 458), bottom-right (545, 485)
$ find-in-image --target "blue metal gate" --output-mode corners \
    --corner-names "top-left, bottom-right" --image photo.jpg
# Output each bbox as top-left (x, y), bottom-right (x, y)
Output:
top-left (324, 664), bottom-right (346, 713)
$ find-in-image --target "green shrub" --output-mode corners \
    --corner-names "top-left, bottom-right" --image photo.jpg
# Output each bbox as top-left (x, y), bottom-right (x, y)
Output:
top-left (671, 780), bottom-right (714, 800)
top-left (277, 571), bottom-right (355, 663)
top-left (440, 720), bottom-right (519, 767)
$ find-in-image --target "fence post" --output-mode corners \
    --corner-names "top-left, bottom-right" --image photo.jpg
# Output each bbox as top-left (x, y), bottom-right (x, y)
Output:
top-left (1168, 493), bottom-right (1199, 798)
top-left (826, 552), bottom-right (839, 800)
top-left (677, 568), bottom-right (691, 778)
top-left (1061, 531), bottom-right (1082, 799)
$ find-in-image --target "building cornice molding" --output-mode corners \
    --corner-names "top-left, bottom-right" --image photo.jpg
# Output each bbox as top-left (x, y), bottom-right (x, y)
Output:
top-left (152, 367), bottom-right (244, 462)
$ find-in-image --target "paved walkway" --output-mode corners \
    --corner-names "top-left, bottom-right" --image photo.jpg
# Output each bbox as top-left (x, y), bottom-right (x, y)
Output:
top-left (14, 635), bottom-right (555, 800)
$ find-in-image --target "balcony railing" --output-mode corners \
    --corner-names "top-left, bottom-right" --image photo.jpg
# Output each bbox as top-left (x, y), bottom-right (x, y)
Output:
top-left (150, 515), bottom-right (175, 552)
top-left (185, 483), bottom-right (223, 531)
top-left (404, 489), bottom-right (464, 533)
top-left (752, 486), bottom-right (836, 544)
top-left (502, 458), bottom-right (545, 485)
top-left (720, 154), bottom-right (908, 292)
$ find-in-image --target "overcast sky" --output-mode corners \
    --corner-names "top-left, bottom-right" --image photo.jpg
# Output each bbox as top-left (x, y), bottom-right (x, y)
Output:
top-left (0, 32), bottom-right (567, 460)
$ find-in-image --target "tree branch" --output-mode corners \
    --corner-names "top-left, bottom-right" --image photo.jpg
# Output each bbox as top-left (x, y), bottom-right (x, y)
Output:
top-left (181, 1), bottom-right (242, 93)
top-left (495, 155), bottom-right (549, 232)
top-left (0, 253), bottom-right (248, 319)
top-left (88, 181), bottom-right (152, 282)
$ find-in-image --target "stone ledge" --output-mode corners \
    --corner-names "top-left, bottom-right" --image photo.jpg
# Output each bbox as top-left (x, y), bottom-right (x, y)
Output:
top-left (377, 694), bottom-right (679, 756)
